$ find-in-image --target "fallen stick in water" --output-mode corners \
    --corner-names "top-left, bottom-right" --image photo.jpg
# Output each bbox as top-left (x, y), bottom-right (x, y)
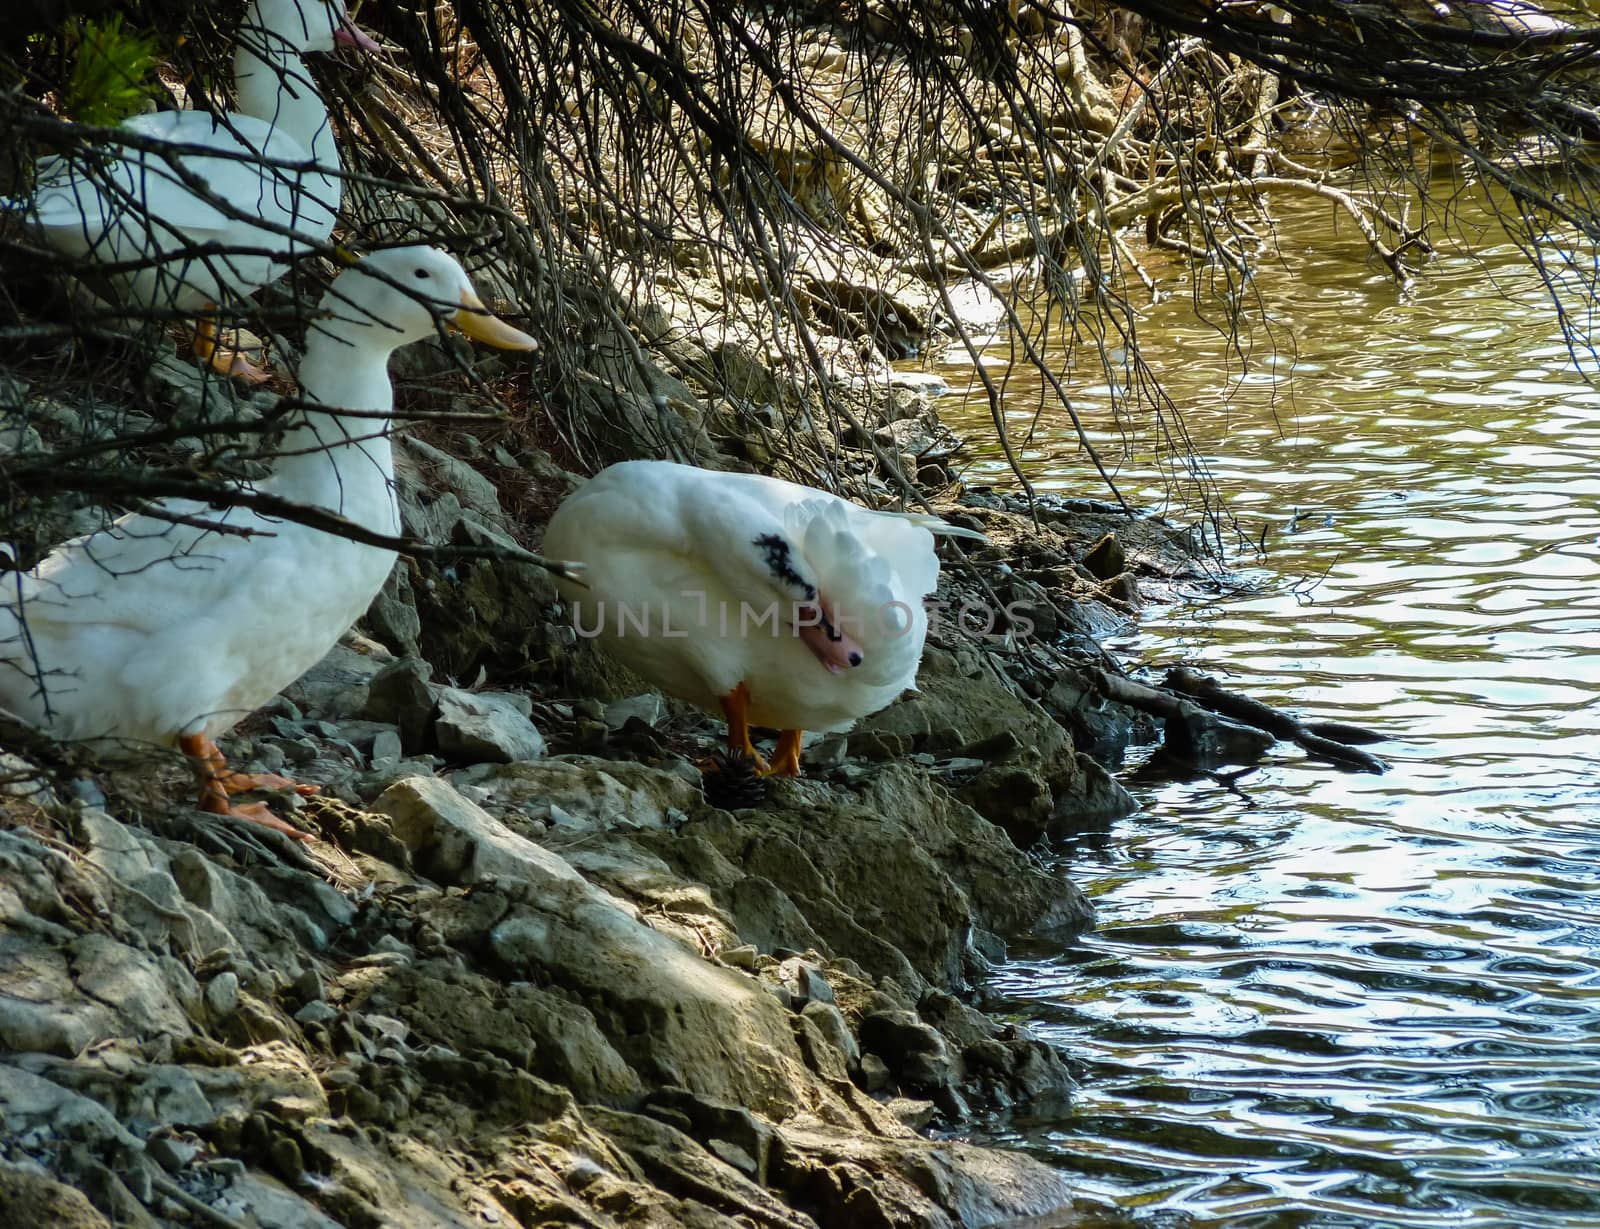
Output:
top-left (1077, 665), bottom-right (1390, 774)
top-left (1162, 667), bottom-right (1389, 773)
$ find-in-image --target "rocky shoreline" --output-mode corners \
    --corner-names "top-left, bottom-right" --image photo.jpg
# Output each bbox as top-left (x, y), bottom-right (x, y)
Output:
top-left (0, 350), bottom-right (1209, 1227)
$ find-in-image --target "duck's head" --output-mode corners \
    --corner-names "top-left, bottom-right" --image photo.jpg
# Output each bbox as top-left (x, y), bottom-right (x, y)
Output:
top-left (247, 0), bottom-right (380, 55)
top-left (746, 531), bottom-right (865, 675)
top-left (324, 245), bottom-right (540, 355)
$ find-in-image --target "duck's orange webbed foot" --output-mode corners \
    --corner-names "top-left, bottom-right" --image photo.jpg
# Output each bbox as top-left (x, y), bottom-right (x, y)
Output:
top-left (714, 682), bottom-right (770, 772)
top-left (214, 768), bottom-right (319, 798)
top-left (181, 734), bottom-right (318, 844)
top-left (192, 312), bottom-right (273, 385)
top-left (758, 729), bottom-right (804, 778)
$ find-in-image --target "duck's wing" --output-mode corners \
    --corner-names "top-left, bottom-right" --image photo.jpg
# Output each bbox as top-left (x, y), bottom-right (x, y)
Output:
top-left (544, 460), bottom-right (697, 562)
top-left (15, 500), bottom-right (254, 629)
top-left (29, 111), bottom-right (324, 247)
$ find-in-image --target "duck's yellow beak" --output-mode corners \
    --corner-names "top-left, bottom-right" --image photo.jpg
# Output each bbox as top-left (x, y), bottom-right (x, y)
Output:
top-left (452, 290), bottom-right (539, 351)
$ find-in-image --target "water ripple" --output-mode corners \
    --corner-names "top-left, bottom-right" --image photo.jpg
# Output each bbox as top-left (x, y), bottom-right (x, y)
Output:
top-left (945, 190), bottom-right (1600, 1226)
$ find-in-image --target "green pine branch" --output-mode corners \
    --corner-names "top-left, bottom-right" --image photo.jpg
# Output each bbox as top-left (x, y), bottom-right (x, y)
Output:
top-left (60, 14), bottom-right (163, 126)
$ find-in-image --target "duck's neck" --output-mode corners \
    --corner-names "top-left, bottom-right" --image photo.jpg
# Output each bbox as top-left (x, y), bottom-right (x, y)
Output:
top-left (268, 331), bottom-right (398, 535)
top-left (233, 33), bottom-right (340, 175)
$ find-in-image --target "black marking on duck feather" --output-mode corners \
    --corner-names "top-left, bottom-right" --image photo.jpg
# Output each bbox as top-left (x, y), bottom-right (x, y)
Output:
top-left (753, 533), bottom-right (815, 601)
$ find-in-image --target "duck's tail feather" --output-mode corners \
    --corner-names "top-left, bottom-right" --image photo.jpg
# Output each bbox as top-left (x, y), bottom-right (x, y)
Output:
top-left (885, 510), bottom-right (987, 542)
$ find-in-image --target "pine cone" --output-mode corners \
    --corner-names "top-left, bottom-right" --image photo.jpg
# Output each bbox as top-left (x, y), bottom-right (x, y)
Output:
top-left (700, 750), bottom-right (770, 810)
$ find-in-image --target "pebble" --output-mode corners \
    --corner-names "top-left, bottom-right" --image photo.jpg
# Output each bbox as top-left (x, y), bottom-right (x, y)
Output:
top-left (70, 779), bottom-right (108, 807)
top-left (294, 1001), bottom-right (338, 1025)
top-left (203, 971), bottom-right (240, 1020)
top-left (803, 735), bottom-right (849, 770)
top-left (348, 951), bottom-right (411, 969)
top-left (371, 729), bottom-right (403, 765)
top-left (603, 694), bottom-right (665, 729)
top-left (801, 1000), bottom-right (859, 1064)
top-left (721, 944), bottom-right (759, 971)
top-left (435, 688), bottom-right (547, 764)
top-left (146, 1135), bottom-right (201, 1172)
top-left (778, 957), bottom-right (835, 1007)
top-left (268, 1136), bottom-right (303, 1181)
top-left (291, 968), bottom-right (325, 1005)
top-left (858, 1052), bottom-right (891, 1092)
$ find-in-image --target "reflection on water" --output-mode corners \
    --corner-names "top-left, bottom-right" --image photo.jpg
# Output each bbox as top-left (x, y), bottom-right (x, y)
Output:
top-left (940, 193), bottom-right (1600, 1226)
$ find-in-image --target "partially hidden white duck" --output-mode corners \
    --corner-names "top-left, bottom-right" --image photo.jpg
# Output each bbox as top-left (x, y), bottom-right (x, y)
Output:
top-left (16, 0), bottom-right (378, 382)
top-left (0, 246), bottom-right (538, 840)
top-left (542, 460), bottom-right (984, 776)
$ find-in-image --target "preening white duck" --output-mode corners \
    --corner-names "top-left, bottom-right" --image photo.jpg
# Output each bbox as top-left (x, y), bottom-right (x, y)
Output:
top-left (542, 460), bottom-right (983, 776)
top-left (16, 0), bottom-right (378, 382)
top-left (0, 245), bottom-right (538, 840)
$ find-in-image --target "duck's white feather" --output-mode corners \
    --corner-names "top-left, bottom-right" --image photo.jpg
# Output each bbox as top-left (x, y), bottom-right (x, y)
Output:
top-left (544, 460), bottom-right (979, 733)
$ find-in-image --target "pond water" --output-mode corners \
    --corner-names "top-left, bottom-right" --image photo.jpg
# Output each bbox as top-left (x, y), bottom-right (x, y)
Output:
top-left (938, 185), bottom-right (1600, 1226)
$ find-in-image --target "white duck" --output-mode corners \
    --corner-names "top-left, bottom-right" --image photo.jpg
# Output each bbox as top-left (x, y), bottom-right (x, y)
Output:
top-left (542, 460), bottom-right (983, 776)
top-left (18, 0), bottom-right (378, 382)
top-left (0, 245), bottom-right (538, 840)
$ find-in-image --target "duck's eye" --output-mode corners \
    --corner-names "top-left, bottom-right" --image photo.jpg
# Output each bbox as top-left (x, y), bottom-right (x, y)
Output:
top-left (412, 268), bottom-right (430, 280)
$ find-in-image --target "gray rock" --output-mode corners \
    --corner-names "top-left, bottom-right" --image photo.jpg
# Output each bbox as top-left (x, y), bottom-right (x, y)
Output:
top-left (0, 753), bottom-right (54, 804)
top-left (450, 757), bottom-right (697, 832)
top-left (859, 1008), bottom-right (960, 1091)
top-left (78, 1163), bottom-right (159, 1229)
top-left (369, 728), bottom-right (403, 766)
top-left (362, 656), bottom-right (439, 752)
top-left (778, 957), bottom-right (834, 1008)
top-left (365, 563), bottom-right (422, 656)
top-left (884, 1096), bottom-right (937, 1130)
top-left (68, 935), bottom-right (196, 1040)
top-left (123, 1065), bottom-right (214, 1132)
top-left (290, 968), bottom-right (324, 1005)
top-left (210, 1169), bottom-right (344, 1229)
top-left (901, 1045), bottom-right (959, 1092)
top-left (281, 638), bottom-right (394, 721)
top-left (483, 896), bottom-right (816, 1117)
top-left (937, 757), bottom-right (986, 774)
top-left (725, 878), bottom-right (829, 958)
top-left (145, 1135), bottom-right (200, 1172)
top-left (0, 1063), bottom-right (141, 1150)
top-left (323, 719), bottom-right (401, 755)
top-left (1, 417), bottom-right (46, 457)
top-left (800, 1001), bottom-right (859, 1066)
top-left (0, 939), bottom-right (118, 1056)
top-left (870, 415), bottom-right (959, 460)
top-left (1003, 1034), bottom-right (1077, 1106)
top-left (433, 688), bottom-right (546, 764)
top-left (603, 694), bottom-right (666, 730)
top-left (0, 1160), bottom-right (112, 1228)
top-left (373, 776), bottom-right (589, 890)
top-left (398, 436), bottom-right (505, 526)
top-left (802, 734), bottom-right (849, 771)
top-left (203, 972), bottom-right (240, 1020)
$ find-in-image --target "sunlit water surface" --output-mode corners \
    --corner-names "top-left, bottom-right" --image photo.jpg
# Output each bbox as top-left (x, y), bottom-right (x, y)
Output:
top-left (937, 190), bottom-right (1600, 1227)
